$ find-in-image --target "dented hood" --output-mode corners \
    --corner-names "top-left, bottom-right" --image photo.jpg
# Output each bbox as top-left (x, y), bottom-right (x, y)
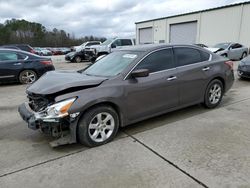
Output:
top-left (27, 71), bottom-right (107, 95)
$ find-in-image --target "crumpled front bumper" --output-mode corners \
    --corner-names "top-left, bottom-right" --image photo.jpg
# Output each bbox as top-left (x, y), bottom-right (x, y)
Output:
top-left (18, 102), bottom-right (79, 147)
top-left (18, 102), bottom-right (42, 130)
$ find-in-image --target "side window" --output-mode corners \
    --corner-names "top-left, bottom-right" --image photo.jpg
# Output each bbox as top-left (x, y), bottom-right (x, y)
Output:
top-left (112, 39), bottom-right (122, 47)
top-left (135, 49), bottom-right (175, 73)
top-left (0, 52), bottom-right (18, 61)
top-left (121, 39), bottom-right (132, 46)
top-left (92, 42), bottom-right (100, 45)
top-left (17, 53), bottom-right (28, 60)
top-left (232, 43), bottom-right (242, 49)
top-left (174, 47), bottom-right (202, 66)
top-left (85, 43), bottom-right (92, 46)
top-left (200, 51), bottom-right (210, 61)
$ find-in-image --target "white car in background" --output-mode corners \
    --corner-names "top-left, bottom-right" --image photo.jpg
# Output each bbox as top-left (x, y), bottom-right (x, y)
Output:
top-left (72, 41), bottom-right (101, 52)
top-left (207, 42), bottom-right (248, 60)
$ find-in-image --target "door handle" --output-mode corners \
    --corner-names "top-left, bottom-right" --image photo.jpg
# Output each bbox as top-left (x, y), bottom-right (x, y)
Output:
top-left (13, 63), bottom-right (22, 66)
top-left (202, 67), bottom-right (210, 71)
top-left (167, 76), bottom-right (177, 81)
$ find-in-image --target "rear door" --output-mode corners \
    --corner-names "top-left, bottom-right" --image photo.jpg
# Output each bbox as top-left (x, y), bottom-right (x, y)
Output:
top-left (0, 51), bottom-right (24, 81)
top-left (173, 47), bottom-right (211, 105)
top-left (125, 48), bottom-right (179, 121)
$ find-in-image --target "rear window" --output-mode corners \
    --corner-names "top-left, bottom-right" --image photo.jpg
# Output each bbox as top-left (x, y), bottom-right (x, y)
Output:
top-left (121, 39), bottom-right (132, 46)
top-left (200, 51), bottom-right (210, 61)
top-left (174, 47), bottom-right (202, 66)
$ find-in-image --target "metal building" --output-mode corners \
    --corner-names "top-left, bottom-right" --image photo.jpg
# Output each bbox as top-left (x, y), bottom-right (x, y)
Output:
top-left (135, 1), bottom-right (250, 47)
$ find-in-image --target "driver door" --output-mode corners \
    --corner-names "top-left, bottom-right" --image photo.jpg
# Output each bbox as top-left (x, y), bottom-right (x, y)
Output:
top-left (124, 48), bottom-right (179, 121)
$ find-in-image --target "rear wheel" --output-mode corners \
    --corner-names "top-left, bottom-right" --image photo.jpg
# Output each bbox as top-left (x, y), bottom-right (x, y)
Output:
top-left (241, 52), bottom-right (247, 60)
top-left (19, 70), bottom-right (37, 84)
top-left (75, 56), bottom-right (81, 63)
top-left (203, 79), bottom-right (223, 108)
top-left (77, 105), bottom-right (119, 147)
top-left (222, 54), bottom-right (227, 58)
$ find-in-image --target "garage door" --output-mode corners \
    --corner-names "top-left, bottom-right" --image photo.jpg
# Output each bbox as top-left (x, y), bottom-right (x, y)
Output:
top-left (170, 21), bottom-right (197, 44)
top-left (139, 27), bottom-right (153, 44)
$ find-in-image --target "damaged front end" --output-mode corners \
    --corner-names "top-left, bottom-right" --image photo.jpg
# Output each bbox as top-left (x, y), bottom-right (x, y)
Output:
top-left (18, 93), bottom-right (80, 147)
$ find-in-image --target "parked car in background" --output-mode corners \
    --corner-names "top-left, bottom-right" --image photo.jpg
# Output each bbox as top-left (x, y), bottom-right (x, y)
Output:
top-left (65, 50), bottom-right (93, 63)
top-left (238, 55), bottom-right (250, 79)
top-left (85, 38), bottom-right (135, 62)
top-left (0, 48), bottom-right (54, 84)
top-left (0, 44), bottom-right (36, 54)
top-left (72, 41), bottom-right (101, 52)
top-left (207, 43), bottom-right (248, 60)
top-left (59, 47), bottom-right (71, 55)
top-left (18, 44), bottom-right (234, 147)
top-left (34, 47), bottom-right (53, 56)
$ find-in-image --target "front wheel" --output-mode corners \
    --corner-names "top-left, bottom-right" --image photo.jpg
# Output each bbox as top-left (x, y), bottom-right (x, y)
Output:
top-left (77, 105), bottom-right (119, 147)
top-left (203, 79), bottom-right (223, 108)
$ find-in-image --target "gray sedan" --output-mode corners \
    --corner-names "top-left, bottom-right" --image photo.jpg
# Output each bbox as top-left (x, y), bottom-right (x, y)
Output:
top-left (208, 43), bottom-right (248, 60)
top-left (18, 44), bottom-right (234, 147)
top-left (238, 55), bottom-right (250, 79)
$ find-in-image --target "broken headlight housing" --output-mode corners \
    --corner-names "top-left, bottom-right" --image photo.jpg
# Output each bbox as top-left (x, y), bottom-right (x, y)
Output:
top-left (46, 97), bottom-right (77, 118)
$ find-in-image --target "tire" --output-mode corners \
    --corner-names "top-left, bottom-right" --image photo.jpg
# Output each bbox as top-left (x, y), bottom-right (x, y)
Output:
top-left (19, 70), bottom-right (38, 84)
top-left (77, 105), bottom-right (119, 147)
top-left (75, 56), bottom-right (81, 63)
top-left (203, 79), bottom-right (224, 109)
top-left (222, 54), bottom-right (227, 58)
top-left (241, 52), bottom-right (247, 60)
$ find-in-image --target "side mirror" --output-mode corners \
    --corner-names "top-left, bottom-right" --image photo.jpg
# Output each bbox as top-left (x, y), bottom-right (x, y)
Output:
top-left (111, 43), bottom-right (116, 48)
top-left (130, 69), bottom-right (149, 78)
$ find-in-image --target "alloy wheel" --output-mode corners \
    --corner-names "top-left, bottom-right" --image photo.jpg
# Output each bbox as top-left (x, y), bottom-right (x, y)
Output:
top-left (208, 83), bottom-right (222, 105)
top-left (20, 70), bottom-right (37, 84)
top-left (88, 112), bottom-right (115, 142)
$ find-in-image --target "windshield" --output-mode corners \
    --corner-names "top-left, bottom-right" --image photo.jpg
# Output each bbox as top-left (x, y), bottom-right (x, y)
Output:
top-left (83, 51), bottom-right (140, 77)
top-left (213, 43), bottom-right (230, 49)
top-left (100, 39), bottom-right (114, 46)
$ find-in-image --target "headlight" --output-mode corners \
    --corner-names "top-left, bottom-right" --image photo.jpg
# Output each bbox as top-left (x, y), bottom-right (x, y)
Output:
top-left (46, 97), bottom-right (76, 118)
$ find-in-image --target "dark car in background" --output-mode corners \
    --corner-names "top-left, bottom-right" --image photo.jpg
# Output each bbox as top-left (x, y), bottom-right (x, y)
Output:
top-left (1, 44), bottom-right (36, 54)
top-left (0, 48), bottom-right (55, 84)
top-left (238, 55), bottom-right (250, 79)
top-left (18, 44), bottom-right (234, 147)
top-left (65, 50), bottom-right (93, 63)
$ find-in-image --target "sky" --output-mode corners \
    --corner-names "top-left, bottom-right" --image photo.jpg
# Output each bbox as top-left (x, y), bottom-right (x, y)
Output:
top-left (0, 0), bottom-right (248, 38)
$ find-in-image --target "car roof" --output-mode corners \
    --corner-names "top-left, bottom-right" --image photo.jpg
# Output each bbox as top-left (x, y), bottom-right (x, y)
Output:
top-left (0, 48), bottom-right (35, 55)
top-left (118, 44), bottom-right (203, 52)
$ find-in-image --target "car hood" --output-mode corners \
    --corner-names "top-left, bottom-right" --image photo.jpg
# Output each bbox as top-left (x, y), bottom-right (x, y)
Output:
top-left (207, 48), bottom-right (225, 53)
top-left (27, 70), bottom-right (107, 95)
top-left (207, 48), bottom-right (220, 52)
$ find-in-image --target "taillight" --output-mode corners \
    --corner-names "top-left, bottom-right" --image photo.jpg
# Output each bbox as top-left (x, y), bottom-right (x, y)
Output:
top-left (224, 61), bottom-right (233, 70)
top-left (40, 60), bottom-right (53, 65)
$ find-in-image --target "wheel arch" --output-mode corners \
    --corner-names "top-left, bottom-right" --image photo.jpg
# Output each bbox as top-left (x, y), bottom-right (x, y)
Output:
top-left (78, 101), bottom-right (124, 127)
top-left (207, 76), bottom-right (225, 94)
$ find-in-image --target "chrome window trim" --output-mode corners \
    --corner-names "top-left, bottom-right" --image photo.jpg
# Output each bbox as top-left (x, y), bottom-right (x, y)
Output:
top-left (149, 67), bottom-right (177, 75)
top-left (123, 47), bottom-right (173, 80)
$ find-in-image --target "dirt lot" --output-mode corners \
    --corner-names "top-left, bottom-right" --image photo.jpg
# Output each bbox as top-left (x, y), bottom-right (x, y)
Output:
top-left (0, 57), bottom-right (250, 188)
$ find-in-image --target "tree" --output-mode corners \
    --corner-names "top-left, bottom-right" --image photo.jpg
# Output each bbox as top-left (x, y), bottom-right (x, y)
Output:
top-left (0, 19), bottom-right (106, 47)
